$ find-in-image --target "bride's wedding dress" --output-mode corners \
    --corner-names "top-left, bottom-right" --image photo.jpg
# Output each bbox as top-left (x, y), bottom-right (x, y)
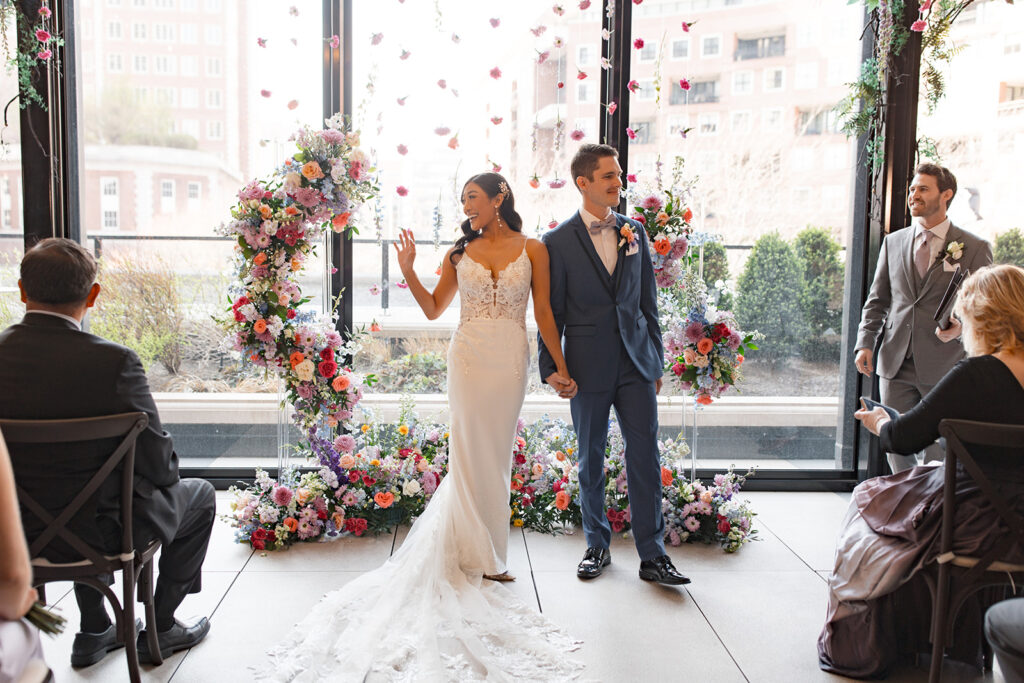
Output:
top-left (264, 243), bottom-right (584, 682)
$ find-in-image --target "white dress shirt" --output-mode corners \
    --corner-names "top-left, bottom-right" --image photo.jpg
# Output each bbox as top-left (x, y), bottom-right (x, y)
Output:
top-left (916, 216), bottom-right (951, 264)
top-left (25, 309), bottom-right (82, 330)
top-left (580, 207), bottom-right (618, 275)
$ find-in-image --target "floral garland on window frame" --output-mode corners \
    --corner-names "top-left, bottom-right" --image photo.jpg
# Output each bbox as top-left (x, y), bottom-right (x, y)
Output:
top-left (1, 1), bottom-right (62, 111)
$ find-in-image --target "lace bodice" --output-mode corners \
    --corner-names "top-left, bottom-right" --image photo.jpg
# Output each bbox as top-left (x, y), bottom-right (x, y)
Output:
top-left (456, 246), bottom-right (532, 326)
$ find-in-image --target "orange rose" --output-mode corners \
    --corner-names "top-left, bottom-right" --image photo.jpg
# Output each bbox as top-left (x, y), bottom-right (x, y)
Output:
top-left (736, 354), bottom-right (744, 366)
top-left (697, 337), bottom-right (714, 355)
top-left (331, 511), bottom-right (345, 529)
top-left (331, 212), bottom-right (351, 232)
top-left (531, 463), bottom-right (544, 476)
top-left (697, 394), bottom-right (713, 406)
top-left (289, 352), bottom-right (305, 368)
top-left (258, 204), bottom-right (273, 219)
top-left (661, 467), bottom-right (674, 486)
top-left (654, 237), bottom-right (671, 255)
top-left (301, 161), bottom-right (325, 180)
top-left (284, 206), bottom-right (299, 216)
top-left (283, 517), bottom-right (298, 532)
top-left (290, 257), bottom-right (303, 271)
top-left (374, 491), bottom-right (395, 508)
top-left (555, 490), bottom-right (571, 510)
top-left (253, 319), bottom-right (268, 334)
top-left (682, 207), bottom-right (693, 222)
top-left (510, 475), bottom-right (524, 491)
top-left (253, 252), bottom-right (267, 265)
top-left (332, 374), bottom-right (351, 392)
top-left (655, 211), bottom-right (670, 226)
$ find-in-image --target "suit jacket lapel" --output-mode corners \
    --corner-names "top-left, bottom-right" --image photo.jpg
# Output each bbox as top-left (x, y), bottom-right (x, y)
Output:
top-left (901, 227), bottom-right (920, 297)
top-left (612, 214), bottom-right (628, 294)
top-left (571, 212), bottom-right (615, 298)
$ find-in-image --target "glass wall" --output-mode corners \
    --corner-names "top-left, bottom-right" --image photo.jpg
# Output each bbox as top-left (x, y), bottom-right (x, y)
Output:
top-left (1, 11), bottom-right (26, 330)
top-left (76, 0), bottom-right (327, 467)
top-left (624, 0), bottom-right (863, 469)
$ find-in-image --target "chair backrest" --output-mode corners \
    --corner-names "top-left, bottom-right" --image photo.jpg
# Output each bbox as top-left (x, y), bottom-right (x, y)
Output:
top-left (937, 418), bottom-right (1024, 581)
top-left (0, 413), bottom-right (149, 566)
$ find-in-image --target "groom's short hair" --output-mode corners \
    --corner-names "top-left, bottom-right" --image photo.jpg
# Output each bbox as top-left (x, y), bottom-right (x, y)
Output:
top-left (914, 162), bottom-right (957, 207)
top-left (572, 144), bottom-right (618, 192)
top-left (20, 238), bottom-right (97, 304)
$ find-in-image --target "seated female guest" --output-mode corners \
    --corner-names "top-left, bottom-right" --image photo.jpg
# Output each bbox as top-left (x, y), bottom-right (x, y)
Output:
top-left (818, 264), bottom-right (1024, 679)
top-left (0, 429), bottom-right (49, 683)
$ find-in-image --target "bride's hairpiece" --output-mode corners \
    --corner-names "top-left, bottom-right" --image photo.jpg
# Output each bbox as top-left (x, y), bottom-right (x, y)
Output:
top-left (497, 181), bottom-right (510, 198)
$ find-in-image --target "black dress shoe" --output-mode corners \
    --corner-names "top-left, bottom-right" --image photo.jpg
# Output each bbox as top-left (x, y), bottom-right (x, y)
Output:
top-left (639, 555), bottom-right (691, 585)
top-left (577, 547), bottom-right (611, 579)
top-left (137, 617), bottom-right (211, 664)
top-left (70, 619), bottom-right (142, 668)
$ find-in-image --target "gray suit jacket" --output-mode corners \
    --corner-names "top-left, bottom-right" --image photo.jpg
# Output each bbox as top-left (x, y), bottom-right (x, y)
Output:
top-left (856, 222), bottom-right (992, 386)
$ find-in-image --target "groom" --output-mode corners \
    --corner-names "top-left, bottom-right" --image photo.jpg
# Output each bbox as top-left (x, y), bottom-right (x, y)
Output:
top-left (540, 144), bottom-right (688, 585)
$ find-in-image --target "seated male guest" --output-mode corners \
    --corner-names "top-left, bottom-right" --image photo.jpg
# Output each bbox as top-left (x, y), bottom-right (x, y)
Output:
top-left (0, 238), bottom-right (215, 667)
top-left (0, 430), bottom-right (49, 683)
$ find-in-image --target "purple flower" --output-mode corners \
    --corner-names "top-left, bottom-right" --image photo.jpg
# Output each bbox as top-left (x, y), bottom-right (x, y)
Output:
top-left (670, 237), bottom-right (689, 259)
top-left (272, 485), bottom-right (293, 506)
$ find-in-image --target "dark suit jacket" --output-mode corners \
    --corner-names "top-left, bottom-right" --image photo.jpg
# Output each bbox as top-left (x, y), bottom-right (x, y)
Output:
top-left (0, 313), bottom-right (184, 558)
top-left (856, 223), bottom-right (992, 386)
top-left (538, 211), bottom-right (664, 392)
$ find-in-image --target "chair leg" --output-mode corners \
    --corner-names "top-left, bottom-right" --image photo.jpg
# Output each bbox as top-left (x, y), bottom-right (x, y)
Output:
top-left (139, 559), bottom-right (163, 666)
top-left (122, 562), bottom-right (142, 683)
top-left (929, 563), bottom-right (951, 683)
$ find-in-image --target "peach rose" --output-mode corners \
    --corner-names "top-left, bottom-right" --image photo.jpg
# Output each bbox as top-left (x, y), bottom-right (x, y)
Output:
top-left (661, 467), bottom-right (674, 486)
top-left (332, 374), bottom-right (351, 392)
top-left (555, 450), bottom-right (566, 461)
top-left (374, 491), bottom-right (395, 508)
top-left (655, 211), bottom-right (670, 226)
top-left (253, 319), bottom-right (267, 334)
top-left (654, 237), bottom-right (671, 255)
top-left (295, 488), bottom-right (310, 505)
top-left (332, 212), bottom-right (351, 232)
top-left (339, 454), bottom-right (356, 469)
top-left (258, 204), bottom-right (273, 219)
top-left (700, 490), bottom-right (713, 504)
top-left (555, 490), bottom-right (571, 510)
top-left (416, 459), bottom-right (429, 472)
top-left (532, 463), bottom-right (544, 476)
top-left (683, 348), bottom-right (697, 365)
top-left (301, 161), bottom-right (325, 180)
top-left (697, 337), bottom-right (714, 355)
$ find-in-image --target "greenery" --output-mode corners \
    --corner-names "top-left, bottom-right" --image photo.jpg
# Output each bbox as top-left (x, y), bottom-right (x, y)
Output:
top-left (375, 351), bottom-right (447, 393)
top-left (90, 254), bottom-right (183, 373)
top-left (995, 228), bottom-right (1024, 268)
top-left (735, 233), bottom-right (808, 369)
top-left (794, 227), bottom-right (844, 362)
top-left (699, 240), bottom-right (732, 310)
top-left (1, 3), bottom-right (63, 111)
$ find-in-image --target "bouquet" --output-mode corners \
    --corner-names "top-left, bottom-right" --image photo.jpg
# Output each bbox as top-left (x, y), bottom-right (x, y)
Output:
top-left (630, 190), bottom-right (693, 289)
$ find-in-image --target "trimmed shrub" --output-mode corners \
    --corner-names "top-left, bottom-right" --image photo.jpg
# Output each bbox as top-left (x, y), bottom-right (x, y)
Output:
top-left (699, 240), bottom-right (733, 310)
top-left (994, 228), bottom-right (1024, 268)
top-left (794, 227), bottom-right (843, 361)
top-left (735, 233), bottom-right (807, 369)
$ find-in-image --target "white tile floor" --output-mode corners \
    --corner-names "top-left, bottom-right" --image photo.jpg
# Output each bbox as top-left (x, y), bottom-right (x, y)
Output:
top-left (37, 491), bottom-right (1009, 682)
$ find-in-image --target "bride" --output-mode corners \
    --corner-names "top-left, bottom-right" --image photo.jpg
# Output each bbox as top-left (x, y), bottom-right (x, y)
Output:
top-left (264, 173), bottom-right (585, 681)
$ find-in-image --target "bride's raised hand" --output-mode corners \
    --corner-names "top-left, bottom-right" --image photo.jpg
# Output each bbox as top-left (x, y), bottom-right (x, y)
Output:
top-left (393, 228), bottom-right (416, 275)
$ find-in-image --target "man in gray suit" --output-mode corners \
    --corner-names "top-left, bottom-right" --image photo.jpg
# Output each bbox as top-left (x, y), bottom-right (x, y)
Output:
top-left (854, 163), bottom-right (993, 472)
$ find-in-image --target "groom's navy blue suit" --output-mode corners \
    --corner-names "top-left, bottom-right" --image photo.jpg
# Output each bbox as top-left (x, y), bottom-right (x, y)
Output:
top-left (539, 211), bottom-right (666, 560)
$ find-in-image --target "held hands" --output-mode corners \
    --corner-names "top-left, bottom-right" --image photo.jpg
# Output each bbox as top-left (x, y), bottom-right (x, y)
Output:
top-left (935, 317), bottom-right (962, 343)
top-left (546, 371), bottom-right (578, 399)
top-left (393, 228), bottom-right (417, 275)
top-left (854, 348), bottom-right (874, 377)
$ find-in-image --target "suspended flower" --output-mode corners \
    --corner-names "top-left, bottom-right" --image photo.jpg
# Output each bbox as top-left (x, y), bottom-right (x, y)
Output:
top-left (548, 220), bottom-right (559, 229)
top-left (606, 101), bottom-right (618, 115)
top-left (257, 37), bottom-right (267, 47)
top-left (448, 135), bottom-right (459, 150)
top-left (633, 38), bottom-right (644, 49)
top-left (396, 280), bottom-right (409, 289)
top-left (602, 28), bottom-right (611, 41)
top-left (490, 17), bottom-right (501, 27)
top-left (627, 79), bottom-right (640, 93)
top-left (490, 67), bottom-right (502, 79)
top-left (679, 78), bottom-right (691, 90)
top-left (549, 179), bottom-right (567, 189)
top-left (260, 89), bottom-right (272, 97)
top-left (397, 96), bottom-right (407, 106)
top-left (600, 57), bottom-right (611, 70)
top-left (490, 116), bottom-right (504, 125)
top-left (626, 173), bottom-right (638, 183)
top-left (397, 144), bottom-right (408, 155)
top-left (530, 25), bottom-right (547, 37)
top-left (437, 79), bottom-right (447, 89)
top-left (626, 127), bottom-right (637, 140)
top-left (529, 175), bottom-right (540, 189)
top-left (577, 69), bottom-right (588, 80)
top-left (37, 49), bottom-right (52, 60)
top-left (553, 36), bottom-right (565, 48)
top-left (537, 50), bottom-right (551, 64)
top-left (910, 19), bottom-right (927, 31)
top-left (396, 186), bottom-right (409, 197)
top-left (633, 0), bottom-right (643, 4)
top-left (451, 33), bottom-right (461, 43)
top-left (370, 33), bottom-right (383, 45)
top-left (553, 4), bottom-right (565, 16)
top-left (681, 21), bottom-right (693, 32)
top-left (369, 284), bottom-right (381, 296)
top-left (570, 129), bottom-right (585, 141)
top-left (400, 49), bottom-right (411, 60)
top-left (35, 29), bottom-right (51, 42)
top-left (491, 162), bottom-right (502, 172)
top-left (38, 6), bottom-right (52, 18)
top-left (579, 0), bottom-right (592, 8)
top-left (370, 322), bottom-right (382, 332)
top-left (434, 126), bottom-right (451, 136)
top-left (557, 81), bottom-right (565, 89)
top-left (329, 35), bottom-right (340, 49)
top-left (289, 5), bottom-right (299, 15)
top-left (287, 99), bottom-right (299, 110)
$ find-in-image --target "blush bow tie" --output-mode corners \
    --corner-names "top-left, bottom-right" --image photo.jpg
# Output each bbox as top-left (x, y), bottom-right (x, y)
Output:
top-left (588, 215), bottom-right (617, 235)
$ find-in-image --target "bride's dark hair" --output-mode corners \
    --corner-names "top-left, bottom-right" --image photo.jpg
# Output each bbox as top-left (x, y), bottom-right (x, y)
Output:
top-left (449, 172), bottom-right (524, 265)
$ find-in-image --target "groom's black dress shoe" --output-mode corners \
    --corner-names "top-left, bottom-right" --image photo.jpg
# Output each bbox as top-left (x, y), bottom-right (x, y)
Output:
top-left (639, 555), bottom-right (691, 585)
top-left (136, 617), bottom-right (211, 664)
top-left (577, 547), bottom-right (611, 579)
top-left (71, 619), bottom-right (142, 667)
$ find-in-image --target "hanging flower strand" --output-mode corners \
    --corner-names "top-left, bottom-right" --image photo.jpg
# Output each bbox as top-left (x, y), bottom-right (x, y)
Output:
top-left (0, 2), bottom-right (64, 109)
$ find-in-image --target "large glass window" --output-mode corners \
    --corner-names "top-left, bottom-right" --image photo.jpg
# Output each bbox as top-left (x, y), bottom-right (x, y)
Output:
top-left (0, 13), bottom-right (25, 332)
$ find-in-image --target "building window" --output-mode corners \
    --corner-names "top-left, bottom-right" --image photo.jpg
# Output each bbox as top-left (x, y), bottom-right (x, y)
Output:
top-left (181, 0), bottom-right (197, 10)
top-left (205, 24), bottom-right (223, 45)
top-left (731, 110), bottom-right (752, 133)
top-left (628, 121), bottom-right (653, 145)
top-left (1003, 84), bottom-right (1024, 102)
top-left (638, 42), bottom-right (657, 63)
top-left (762, 107), bottom-right (783, 130)
top-left (187, 181), bottom-right (201, 201)
top-left (180, 56), bottom-right (198, 76)
top-left (180, 24), bottom-right (198, 43)
top-left (133, 0), bottom-right (146, 6)
top-left (155, 87), bottom-right (176, 106)
top-left (689, 78), bottom-right (719, 104)
top-left (132, 23), bottom-right (147, 40)
top-left (206, 88), bottom-right (222, 108)
top-left (154, 0), bottom-right (175, 7)
top-left (732, 70), bottom-right (754, 95)
top-left (205, 0), bottom-right (222, 10)
top-left (636, 79), bottom-right (657, 101)
top-left (735, 34), bottom-right (786, 61)
top-left (764, 67), bottom-right (785, 92)
top-left (798, 109), bottom-right (837, 135)
top-left (206, 120), bottom-right (223, 140)
top-left (698, 113), bottom-right (720, 135)
top-left (161, 180), bottom-right (175, 199)
top-left (793, 187), bottom-right (813, 205)
top-left (577, 44), bottom-right (596, 66)
top-left (671, 38), bottom-right (689, 60)
top-left (134, 87), bottom-right (149, 104)
top-left (101, 178), bottom-right (119, 196)
top-left (107, 54), bottom-right (123, 72)
top-left (103, 210), bottom-right (119, 229)
top-left (155, 55), bottom-right (176, 75)
top-left (577, 82), bottom-right (594, 104)
top-left (701, 35), bottom-right (721, 58)
top-left (179, 119), bottom-right (200, 139)
top-left (154, 24), bottom-right (176, 41)
top-left (667, 115), bottom-right (690, 138)
top-left (205, 57), bottom-right (221, 77)
top-left (795, 62), bottom-right (819, 90)
top-left (107, 21), bottom-right (122, 40)
top-left (180, 88), bottom-right (198, 108)
top-left (133, 55), bottom-right (148, 73)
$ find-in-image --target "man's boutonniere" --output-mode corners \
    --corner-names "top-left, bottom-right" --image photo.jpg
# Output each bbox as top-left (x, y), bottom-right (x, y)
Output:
top-left (618, 225), bottom-right (638, 250)
top-left (943, 240), bottom-right (965, 263)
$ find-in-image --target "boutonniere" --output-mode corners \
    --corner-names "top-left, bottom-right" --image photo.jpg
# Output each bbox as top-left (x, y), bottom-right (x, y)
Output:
top-left (618, 225), bottom-right (638, 250)
top-left (941, 240), bottom-right (965, 263)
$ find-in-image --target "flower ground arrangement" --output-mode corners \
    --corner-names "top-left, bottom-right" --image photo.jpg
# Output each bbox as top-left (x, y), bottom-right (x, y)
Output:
top-left (225, 413), bottom-right (758, 554)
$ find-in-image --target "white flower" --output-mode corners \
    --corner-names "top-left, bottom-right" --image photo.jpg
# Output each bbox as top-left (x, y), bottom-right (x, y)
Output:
top-left (349, 148), bottom-right (368, 166)
top-left (239, 303), bottom-right (258, 321)
top-left (693, 354), bottom-right (709, 368)
top-left (295, 359), bottom-right (316, 382)
top-left (402, 479), bottom-right (422, 496)
top-left (945, 240), bottom-right (965, 260)
top-left (262, 220), bottom-right (278, 235)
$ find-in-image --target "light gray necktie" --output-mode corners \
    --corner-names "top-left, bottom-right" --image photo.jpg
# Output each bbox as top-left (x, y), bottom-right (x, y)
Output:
top-left (915, 230), bottom-right (934, 279)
